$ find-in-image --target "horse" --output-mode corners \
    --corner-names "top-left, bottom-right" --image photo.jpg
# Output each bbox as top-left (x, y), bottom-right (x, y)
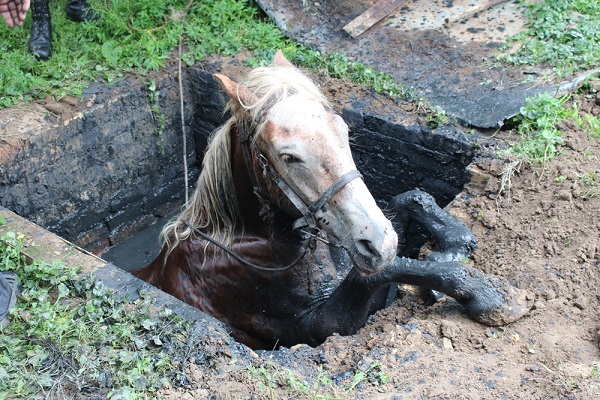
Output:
top-left (132, 51), bottom-right (532, 350)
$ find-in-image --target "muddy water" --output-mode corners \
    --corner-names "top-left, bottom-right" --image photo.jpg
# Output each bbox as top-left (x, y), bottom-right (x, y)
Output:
top-left (102, 213), bottom-right (174, 271)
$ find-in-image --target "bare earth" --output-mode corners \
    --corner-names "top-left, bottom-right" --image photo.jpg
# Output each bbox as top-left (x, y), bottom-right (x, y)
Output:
top-left (156, 81), bottom-right (600, 399)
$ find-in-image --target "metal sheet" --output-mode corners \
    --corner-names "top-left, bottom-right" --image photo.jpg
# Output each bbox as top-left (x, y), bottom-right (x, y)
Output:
top-left (256, 0), bottom-right (580, 128)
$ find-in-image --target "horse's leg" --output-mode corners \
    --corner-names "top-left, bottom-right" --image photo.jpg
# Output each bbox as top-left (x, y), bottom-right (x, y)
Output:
top-left (300, 267), bottom-right (394, 346)
top-left (388, 189), bottom-right (477, 263)
top-left (384, 189), bottom-right (531, 323)
top-left (301, 189), bottom-right (531, 346)
top-left (388, 188), bottom-right (478, 300)
top-left (303, 256), bottom-right (531, 346)
top-left (376, 257), bottom-right (532, 326)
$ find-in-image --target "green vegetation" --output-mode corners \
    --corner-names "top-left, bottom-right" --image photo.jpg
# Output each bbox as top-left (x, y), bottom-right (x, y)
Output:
top-left (0, 0), bottom-right (410, 109)
top-left (146, 79), bottom-right (166, 153)
top-left (592, 362), bottom-right (600, 377)
top-left (506, 81), bottom-right (600, 165)
top-left (0, 223), bottom-right (195, 399)
top-left (0, 0), bottom-right (272, 107)
top-left (498, 0), bottom-right (600, 78)
top-left (508, 92), bottom-right (569, 165)
top-left (248, 359), bottom-right (389, 399)
top-left (578, 171), bottom-right (600, 199)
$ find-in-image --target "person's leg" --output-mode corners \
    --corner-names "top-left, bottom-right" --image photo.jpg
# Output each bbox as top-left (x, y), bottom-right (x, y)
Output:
top-left (0, 272), bottom-right (19, 328)
top-left (65, 0), bottom-right (98, 22)
top-left (29, 0), bottom-right (51, 60)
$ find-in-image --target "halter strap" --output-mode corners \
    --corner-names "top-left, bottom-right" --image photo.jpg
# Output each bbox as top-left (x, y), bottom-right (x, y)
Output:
top-left (309, 169), bottom-right (363, 214)
top-left (186, 221), bottom-right (308, 272)
top-left (191, 105), bottom-right (362, 272)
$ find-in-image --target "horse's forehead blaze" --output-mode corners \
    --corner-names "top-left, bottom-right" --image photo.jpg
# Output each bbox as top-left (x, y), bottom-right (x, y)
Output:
top-left (264, 98), bottom-right (348, 153)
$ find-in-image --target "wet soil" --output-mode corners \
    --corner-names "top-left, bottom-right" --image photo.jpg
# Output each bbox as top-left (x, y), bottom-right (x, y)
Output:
top-left (2, 56), bottom-right (599, 398)
top-left (256, 0), bottom-right (575, 129)
top-left (155, 71), bottom-right (600, 398)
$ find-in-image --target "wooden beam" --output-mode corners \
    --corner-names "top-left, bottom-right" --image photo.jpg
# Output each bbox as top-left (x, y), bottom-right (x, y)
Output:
top-left (343, 0), bottom-right (409, 38)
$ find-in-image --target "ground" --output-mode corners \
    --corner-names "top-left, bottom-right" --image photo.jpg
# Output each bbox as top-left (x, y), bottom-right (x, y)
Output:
top-left (153, 77), bottom-right (600, 398)
top-left (1, 57), bottom-right (599, 398)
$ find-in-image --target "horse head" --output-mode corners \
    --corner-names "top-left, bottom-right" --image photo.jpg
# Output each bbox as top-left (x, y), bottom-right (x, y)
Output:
top-left (213, 51), bottom-right (398, 274)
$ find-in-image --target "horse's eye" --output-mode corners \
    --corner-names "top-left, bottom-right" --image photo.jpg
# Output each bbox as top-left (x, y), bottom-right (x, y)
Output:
top-left (281, 153), bottom-right (301, 164)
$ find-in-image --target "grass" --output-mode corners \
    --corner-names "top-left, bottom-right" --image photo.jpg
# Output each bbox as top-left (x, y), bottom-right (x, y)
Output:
top-left (0, 0), bottom-right (411, 109)
top-left (504, 79), bottom-right (600, 165)
top-left (577, 171), bottom-right (600, 199)
top-left (497, 0), bottom-right (600, 78)
top-left (0, 220), bottom-right (200, 399)
top-left (0, 0), bottom-right (271, 107)
top-left (247, 359), bottom-right (389, 399)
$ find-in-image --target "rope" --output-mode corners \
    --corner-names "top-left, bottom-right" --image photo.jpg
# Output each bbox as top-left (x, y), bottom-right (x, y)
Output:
top-left (185, 222), bottom-right (310, 273)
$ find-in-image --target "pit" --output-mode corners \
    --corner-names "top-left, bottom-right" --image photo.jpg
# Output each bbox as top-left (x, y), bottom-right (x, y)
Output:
top-left (1, 55), bottom-right (475, 271)
top-left (0, 54), bottom-right (476, 342)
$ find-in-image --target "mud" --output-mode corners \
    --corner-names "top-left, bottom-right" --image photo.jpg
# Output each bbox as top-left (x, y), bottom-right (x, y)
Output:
top-left (1, 55), bottom-right (599, 398)
top-left (256, 0), bottom-right (593, 128)
top-left (154, 75), bottom-right (600, 399)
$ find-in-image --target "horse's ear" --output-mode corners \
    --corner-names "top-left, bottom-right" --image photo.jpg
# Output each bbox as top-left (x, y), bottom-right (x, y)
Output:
top-left (273, 50), bottom-right (294, 67)
top-left (214, 73), bottom-right (258, 107)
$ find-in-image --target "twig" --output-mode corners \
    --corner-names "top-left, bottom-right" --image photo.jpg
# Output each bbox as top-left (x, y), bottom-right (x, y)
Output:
top-left (1, 117), bottom-right (13, 129)
top-left (127, 12), bottom-right (168, 33)
top-left (178, 34), bottom-right (188, 203)
top-left (177, 0), bottom-right (194, 203)
top-left (528, 377), bottom-right (563, 387)
top-left (496, 159), bottom-right (521, 212)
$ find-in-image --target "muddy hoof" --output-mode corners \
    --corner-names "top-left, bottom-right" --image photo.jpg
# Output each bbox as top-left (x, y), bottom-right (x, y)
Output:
top-left (466, 280), bottom-right (533, 326)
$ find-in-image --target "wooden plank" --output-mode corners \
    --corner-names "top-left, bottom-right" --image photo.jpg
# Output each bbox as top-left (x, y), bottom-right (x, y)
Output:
top-left (343, 0), bottom-right (409, 38)
top-left (447, 0), bottom-right (509, 24)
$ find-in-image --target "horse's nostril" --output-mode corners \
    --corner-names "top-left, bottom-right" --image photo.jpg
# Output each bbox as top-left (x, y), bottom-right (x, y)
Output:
top-left (355, 239), bottom-right (382, 262)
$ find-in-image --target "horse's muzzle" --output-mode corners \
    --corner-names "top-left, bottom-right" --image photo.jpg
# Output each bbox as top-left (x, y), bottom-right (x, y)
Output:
top-left (350, 226), bottom-right (398, 275)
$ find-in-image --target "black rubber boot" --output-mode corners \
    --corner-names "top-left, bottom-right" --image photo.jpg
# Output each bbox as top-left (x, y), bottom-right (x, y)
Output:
top-left (29, 0), bottom-right (52, 61)
top-left (65, 0), bottom-right (99, 22)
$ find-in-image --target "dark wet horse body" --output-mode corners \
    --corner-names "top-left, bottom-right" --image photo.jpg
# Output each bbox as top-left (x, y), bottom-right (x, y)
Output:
top-left (133, 52), bottom-right (531, 350)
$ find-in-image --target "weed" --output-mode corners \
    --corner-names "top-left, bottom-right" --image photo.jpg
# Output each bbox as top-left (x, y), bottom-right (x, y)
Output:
top-left (508, 92), bottom-right (571, 165)
top-left (247, 359), bottom-right (390, 399)
top-left (570, 93), bottom-right (600, 138)
top-left (578, 171), bottom-right (597, 186)
top-left (0, 230), bottom-right (198, 399)
top-left (146, 79), bottom-right (166, 153)
top-left (497, 0), bottom-right (600, 78)
top-left (477, 210), bottom-right (485, 221)
top-left (565, 380), bottom-right (579, 390)
top-left (577, 171), bottom-right (600, 199)
top-left (426, 108), bottom-right (450, 128)
top-left (347, 361), bottom-right (390, 391)
top-left (248, 361), bottom-right (342, 399)
top-left (592, 362), bottom-right (600, 377)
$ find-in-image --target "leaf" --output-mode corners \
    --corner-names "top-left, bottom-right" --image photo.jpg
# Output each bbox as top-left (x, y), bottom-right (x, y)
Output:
top-left (141, 319), bottom-right (156, 330)
top-left (101, 41), bottom-right (123, 67)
